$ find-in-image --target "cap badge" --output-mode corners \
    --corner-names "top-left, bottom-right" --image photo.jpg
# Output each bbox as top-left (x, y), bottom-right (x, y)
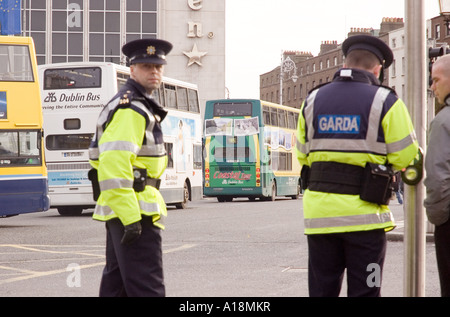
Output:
top-left (147, 46), bottom-right (156, 56)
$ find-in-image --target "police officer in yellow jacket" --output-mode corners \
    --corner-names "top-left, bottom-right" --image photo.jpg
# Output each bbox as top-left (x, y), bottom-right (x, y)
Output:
top-left (296, 35), bottom-right (419, 297)
top-left (89, 38), bottom-right (172, 297)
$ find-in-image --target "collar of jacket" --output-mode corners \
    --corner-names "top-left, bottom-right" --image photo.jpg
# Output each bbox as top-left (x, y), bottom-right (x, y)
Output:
top-left (125, 78), bottom-right (168, 121)
top-left (332, 68), bottom-right (380, 86)
top-left (444, 94), bottom-right (450, 107)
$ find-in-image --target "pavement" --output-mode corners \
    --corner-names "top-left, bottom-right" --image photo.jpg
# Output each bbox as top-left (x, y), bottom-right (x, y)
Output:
top-left (386, 200), bottom-right (435, 243)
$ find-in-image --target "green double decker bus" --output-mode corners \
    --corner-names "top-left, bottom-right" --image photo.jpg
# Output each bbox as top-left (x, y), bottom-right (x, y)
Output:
top-left (203, 99), bottom-right (301, 202)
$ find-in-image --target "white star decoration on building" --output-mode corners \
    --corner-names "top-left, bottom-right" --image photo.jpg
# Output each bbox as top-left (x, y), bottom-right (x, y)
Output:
top-left (183, 43), bottom-right (208, 67)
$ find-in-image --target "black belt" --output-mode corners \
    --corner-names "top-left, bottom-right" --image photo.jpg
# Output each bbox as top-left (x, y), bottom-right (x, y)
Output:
top-left (308, 161), bottom-right (364, 195)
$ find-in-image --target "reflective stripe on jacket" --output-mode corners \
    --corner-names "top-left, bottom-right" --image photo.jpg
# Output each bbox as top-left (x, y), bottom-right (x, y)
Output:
top-left (89, 79), bottom-right (168, 228)
top-left (296, 68), bottom-right (419, 234)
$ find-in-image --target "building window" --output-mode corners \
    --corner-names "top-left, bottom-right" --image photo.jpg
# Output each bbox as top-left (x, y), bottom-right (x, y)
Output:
top-left (436, 24), bottom-right (441, 39)
top-left (402, 57), bottom-right (405, 75)
top-left (22, 0), bottom-right (158, 65)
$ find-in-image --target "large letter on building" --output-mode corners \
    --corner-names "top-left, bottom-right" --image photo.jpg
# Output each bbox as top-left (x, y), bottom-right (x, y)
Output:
top-left (188, 0), bottom-right (203, 11)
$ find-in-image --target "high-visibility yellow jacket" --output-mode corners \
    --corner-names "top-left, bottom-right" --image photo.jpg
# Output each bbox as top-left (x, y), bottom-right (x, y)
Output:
top-left (89, 79), bottom-right (168, 229)
top-left (296, 69), bottom-right (419, 235)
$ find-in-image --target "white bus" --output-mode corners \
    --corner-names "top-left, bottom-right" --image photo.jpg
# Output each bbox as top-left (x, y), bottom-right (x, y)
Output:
top-left (38, 62), bottom-right (202, 215)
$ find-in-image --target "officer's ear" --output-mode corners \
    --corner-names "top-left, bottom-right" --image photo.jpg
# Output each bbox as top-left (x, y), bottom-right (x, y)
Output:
top-left (130, 64), bottom-right (136, 78)
top-left (371, 64), bottom-right (382, 78)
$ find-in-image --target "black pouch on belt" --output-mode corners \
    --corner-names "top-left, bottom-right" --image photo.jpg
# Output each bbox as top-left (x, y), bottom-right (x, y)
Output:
top-left (360, 163), bottom-right (394, 205)
top-left (88, 168), bottom-right (100, 201)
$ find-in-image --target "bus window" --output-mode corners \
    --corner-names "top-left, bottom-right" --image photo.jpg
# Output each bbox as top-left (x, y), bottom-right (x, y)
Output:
top-left (43, 67), bottom-right (101, 89)
top-left (287, 111), bottom-right (296, 129)
top-left (177, 87), bottom-right (189, 111)
top-left (263, 106), bottom-right (271, 125)
top-left (188, 89), bottom-right (200, 113)
top-left (64, 118), bottom-right (81, 130)
top-left (45, 134), bottom-right (93, 150)
top-left (193, 144), bottom-right (202, 169)
top-left (0, 44), bottom-right (33, 81)
top-left (271, 151), bottom-right (279, 170)
top-left (278, 109), bottom-right (287, 128)
top-left (151, 88), bottom-right (161, 104)
top-left (164, 84), bottom-right (177, 109)
top-left (116, 71), bottom-right (129, 90)
top-left (270, 108), bottom-right (278, 126)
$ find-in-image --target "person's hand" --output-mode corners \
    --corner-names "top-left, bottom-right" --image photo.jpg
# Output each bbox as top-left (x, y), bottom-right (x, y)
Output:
top-left (121, 221), bottom-right (142, 245)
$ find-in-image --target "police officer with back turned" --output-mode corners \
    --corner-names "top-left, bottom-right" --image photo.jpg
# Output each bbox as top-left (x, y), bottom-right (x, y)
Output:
top-left (89, 38), bottom-right (172, 297)
top-left (296, 35), bottom-right (419, 297)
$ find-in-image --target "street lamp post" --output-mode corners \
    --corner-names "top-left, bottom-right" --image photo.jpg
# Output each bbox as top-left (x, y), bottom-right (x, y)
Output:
top-left (439, 0), bottom-right (450, 28)
top-left (404, 0), bottom-right (427, 297)
top-left (279, 53), bottom-right (298, 105)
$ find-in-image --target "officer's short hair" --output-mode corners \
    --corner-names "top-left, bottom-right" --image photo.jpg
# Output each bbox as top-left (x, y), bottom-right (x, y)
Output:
top-left (345, 49), bottom-right (380, 70)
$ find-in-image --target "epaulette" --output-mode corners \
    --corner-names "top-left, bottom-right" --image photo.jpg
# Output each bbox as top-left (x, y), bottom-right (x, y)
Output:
top-left (119, 90), bottom-right (132, 105)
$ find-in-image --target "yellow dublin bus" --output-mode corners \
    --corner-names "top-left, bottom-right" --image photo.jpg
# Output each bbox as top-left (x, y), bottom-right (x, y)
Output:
top-left (203, 99), bottom-right (301, 202)
top-left (0, 36), bottom-right (49, 217)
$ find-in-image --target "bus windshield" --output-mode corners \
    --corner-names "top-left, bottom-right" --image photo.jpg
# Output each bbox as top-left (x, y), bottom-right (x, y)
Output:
top-left (43, 67), bottom-right (102, 89)
top-left (0, 131), bottom-right (41, 166)
top-left (0, 44), bottom-right (34, 82)
top-left (213, 102), bottom-right (252, 117)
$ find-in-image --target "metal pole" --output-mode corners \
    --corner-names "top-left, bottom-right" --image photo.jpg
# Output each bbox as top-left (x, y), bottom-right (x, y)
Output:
top-left (404, 0), bottom-right (427, 297)
top-left (280, 52), bottom-right (283, 105)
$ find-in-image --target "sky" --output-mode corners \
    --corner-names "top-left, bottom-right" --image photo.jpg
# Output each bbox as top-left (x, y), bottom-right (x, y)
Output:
top-left (225, 0), bottom-right (441, 99)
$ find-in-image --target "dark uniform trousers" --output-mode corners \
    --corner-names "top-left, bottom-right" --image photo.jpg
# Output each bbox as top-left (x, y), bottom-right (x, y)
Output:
top-left (434, 219), bottom-right (450, 297)
top-left (99, 216), bottom-right (165, 297)
top-left (307, 229), bottom-right (386, 297)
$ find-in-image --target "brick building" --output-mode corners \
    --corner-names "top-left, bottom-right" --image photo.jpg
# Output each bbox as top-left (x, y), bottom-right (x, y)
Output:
top-left (430, 14), bottom-right (450, 45)
top-left (259, 18), bottom-right (404, 109)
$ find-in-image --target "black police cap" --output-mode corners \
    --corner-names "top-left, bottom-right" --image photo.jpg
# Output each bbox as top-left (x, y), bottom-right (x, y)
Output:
top-left (342, 35), bottom-right (393, 68)
top-left (122, 39), bottom-right (173, 65)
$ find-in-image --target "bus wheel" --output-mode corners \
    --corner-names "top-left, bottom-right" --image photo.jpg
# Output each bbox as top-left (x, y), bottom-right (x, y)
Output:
top-left (270, 181), bottom-right (276, 201)
top-left (57, 206), bottom-right (83, 216)
top-left (175, 181), bottom-right (190, 209)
